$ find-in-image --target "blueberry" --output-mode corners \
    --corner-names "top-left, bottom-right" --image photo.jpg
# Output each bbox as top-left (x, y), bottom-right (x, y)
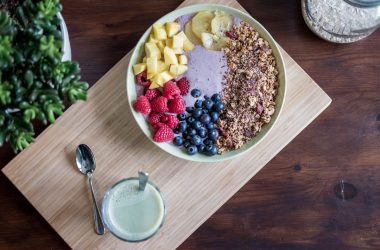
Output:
top-left (187, 128), bottom-right (197, 136)
top-left (211, 93), bottom-right (221, 103)
top-left (178, 122), bottom-right (187, 132)
top-left (203, 138), bottom-right (213, 145)
top-left (191, 135), bottom-right (202, 145)
top-left (197, 143), bottom-right (206, 152)
top-left (194, 99), bottom-right (203, 108)
top-left (200, 114), bottom-right (211, 124)
top-left (191, 89), bottom-right (202, 98)
top-left (213, 102), bottom-right (225, 112)
top-left (187, 145), bottom-right (198, 155)
top-left (197, 127), bottom-right (207, 138)
top-left (210, 112), bottom-right (219, 122)
top-left (173, 128), bottom-right (180, 134)
top-left (202, 109), bottom-right (209, 114)
top-left (183, 140), bottom-right (191, 148)
top-left (187, 116), bottom-right (195, 124)
top-left (192, 121), bottom-right (202, 130)
top-left (203, 99), bottom-right (213, 110)
top-left (173, 136), bottom-right (183, 146)
top-left (204, 95), bottom-right (210, 100)
top-left (206, 123), bottom-right (214, 130)
top-left (186, 106), bottom-right (194, 113)
top-left (208, 129), bottom-right (219, 140)
top-left (177, 113), bottom-right (187, 121)
top-left (193, 108), bottom-right (203, 118)
top-left (205, 144), bottom-right (218, 156)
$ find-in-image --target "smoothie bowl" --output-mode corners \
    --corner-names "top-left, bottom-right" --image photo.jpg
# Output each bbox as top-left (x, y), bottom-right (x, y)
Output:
top-left (126, 4), bottom-right (286, 162)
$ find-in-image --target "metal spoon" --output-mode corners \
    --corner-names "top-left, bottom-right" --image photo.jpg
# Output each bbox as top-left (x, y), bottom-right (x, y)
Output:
top-left (76, 144), bottom-right (105, 235)
top-left (138, 171), bottom-right (149, 191)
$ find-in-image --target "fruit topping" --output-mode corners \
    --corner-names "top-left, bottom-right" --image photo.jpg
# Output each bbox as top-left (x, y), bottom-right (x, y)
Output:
top-left (136, 70), bottom-right (151, 87)
top-left (145, 88), bottom-right (161, 101)
top-left (163, 81), bottom-right (181, 99)
top-left (133, 96), bottom-right (151, 115)
top-left (151, 96), bottom-right (169, 113)
top-left (190, 89), bottom-right (201, 98)
top-left (153, 124), bottom-right (174, 142)
top-left (168, 97), bottom-right (186, 113)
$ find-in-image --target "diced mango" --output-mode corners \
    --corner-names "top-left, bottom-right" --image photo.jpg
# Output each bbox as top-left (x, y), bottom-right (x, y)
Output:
top-left (148, 34), bottom-right (158, 44)
top-left (154, 28), bottom-right (167, 40)
top-left (157, 40), bottom-right (165, 52)
top-left (172, 34), bottom-right (184, 49)
top-left (164, 47), bottom-right (178, 65)
top-left (132, 63), bottom-right (146, 75)
top-left (157, 60), bottom-right (169, 73)
top-left (165, 22), bottom-right (180, 37)
top-left (165, 38), bottom-right (173, 48)
top-left (143, 57), bottom-right (147, 63)
top-left (160, 71), bottom-right (173, 83)
top-left (173, 48), bottom-right (184, 54)
top-left (170, 64), bottom-right (188, 77)
top-left (152, 73), bottom-right (166, 87)
top-left (149, 81), bottom-right (161, 89)
top-left (152, 23), bottom-right (163, 36)
top-left (178, 55), bottom-right (188, 65)
top-left (145, 43), bottom-right (161, 59)
top-left (176, 31), bottom-right (194, 51)
top-left (146, 57), bottom-right (158, 75)
top-left (147, 72), bottom-right (155, 80)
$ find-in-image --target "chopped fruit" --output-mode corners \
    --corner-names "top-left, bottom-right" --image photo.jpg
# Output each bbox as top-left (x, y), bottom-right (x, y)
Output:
top-left (172, 34), bottom-right (184, 49)
top-left (151, 96), bottom-right (169, 113)
top-left (166, 115), bottom-right (179, 129)
top-left (201, 32), bottom-right (214, 49)
top-left (165, 22), bottom-right (181, 37)
top-left (165, 38), bottom-right (173, 48)
top-left (149, 81), bottom-right (161, 89)
top-left (168, 97), bottom-right (186, 113)
top-left (148, 35), bottom-right (158, 44)
top-left (178, 55), bottom-right (188, 65)
top-left (152, 73), bottom-right (165, 87)
top-left (170, 64), bottom-right (188, 77)
top-left (153, 23), bottom-right (167, 40)
top-left (164, 47), bottom-right (178, 65)
top-left (211, 12), bottom-right (232, 37)
top-left (173, 48), bottom-right (184, 54)
top-left (146, 57), bottom-right (158, 75)
top-left (157, 40), bottom-right (165, 52)
top-left (145, 88), bottom-right (161, 101)
top-left (136, 71), bottom-right (151, 87)
top-left (163, 81), bottom-right (180, 99)
top-left (157, 60), bottom-right (170, 73)
top-left (148, 113), bottom-right (163, 125)
top-left (185, 21), bottom-right (202, 44)
top-left (147, 72), bottom-right (155, 80)
top-left (153, 124), bottom-right (174, 142)
top-left (143, 57), bottom-right (147, 63)
top-left (176, 77), bottom-right (190, 95)
top-left (159, 71), bottom-right (173, 83)
top-left (191, 11), bottom-right (214, 39)
top-left (133, 96), bottom-right (151, 115)
top-left (145, 43), bottom-right (161, 59)
top-left (177, 31), bottom-right (194, 51)
top-left (133, 63), bottom-right (147, 75)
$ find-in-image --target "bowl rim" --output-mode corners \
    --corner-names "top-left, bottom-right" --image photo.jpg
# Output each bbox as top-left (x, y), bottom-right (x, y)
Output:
top-left (126, 3), bottom-right (287, 162)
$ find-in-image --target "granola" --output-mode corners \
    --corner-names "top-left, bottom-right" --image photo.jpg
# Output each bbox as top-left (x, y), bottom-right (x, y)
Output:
top-left (216, 22), bottom-right (279, 154)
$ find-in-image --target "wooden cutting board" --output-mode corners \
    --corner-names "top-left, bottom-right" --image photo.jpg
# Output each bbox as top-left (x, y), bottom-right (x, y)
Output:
top-left (2, 0), bottom-right (331, 249)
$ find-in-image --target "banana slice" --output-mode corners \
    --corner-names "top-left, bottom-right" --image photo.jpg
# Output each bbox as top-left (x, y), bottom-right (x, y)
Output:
top-left (201, 32), bottom-right (230, 51)
top-left (211, 13), bottom-right (232, 37)
top-left (201, 32), bottom-right (214, 50)
top-left (191, 11), bottom-right (214, 39)
top-left (185, 21), bottom-right (202, 44)
top-left (212, 37), bottom-right (230, 50)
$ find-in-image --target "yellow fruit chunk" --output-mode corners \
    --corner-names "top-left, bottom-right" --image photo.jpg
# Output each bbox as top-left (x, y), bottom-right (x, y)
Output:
top-left (170, 64), bottom-right (188, 77)
top-left (148, 34), bottom-right (158, 44)
top-left (132, 63), bottom-right (146, 75)
top-left (147, 72), bottom-right (155, 80)
top-left (149, 81), bottom-right (161, 89)
top-left (185, 21), bottom-right (202, 44)
top-left (160, 71), bottom-right (173, 83)
top-left (146, 57), bottom-right (158, 75)
top-left (152, 73), bottom-right (166, 87)
top-left (211, 12), bottom-right (232, 37)
top-left (165, 22), bottom-right (180, 37)
top-left (178, 55), bottom-right (188, 65)
top-left (152, 23), bottom-right (163, 36)
top-left (172, 34), bottom-right (184, 49)
top-left (145, 42), bottom-right (161, 59)
top-left (143, 56), bottom-right (147, 63)
top-left (201, 32), bottom-right (214, 49)
top-left (157, 40), bottom-right (165, 52)
top-left (155, 28), bottom-right (167, 40)
top-left (173, 48), bottom-right (184, 54)
top-left (166, 38), bottom-right (173, 48)
top-left (191, 11), bottom-right (214, 39)
top-left (177, 31), bottom-right (194, 51)
top-left (157, 60), bottom-right (169, 73)
top-left (164, 47), bottom-right (178, 65)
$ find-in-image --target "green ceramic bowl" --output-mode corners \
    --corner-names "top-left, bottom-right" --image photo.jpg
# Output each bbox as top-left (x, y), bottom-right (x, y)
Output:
top-left (126, 4), bottom-right (286, 162)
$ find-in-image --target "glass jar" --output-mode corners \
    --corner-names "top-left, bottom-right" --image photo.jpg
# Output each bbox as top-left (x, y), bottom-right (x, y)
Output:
top-left (301, 0), bottom-right (380, 43)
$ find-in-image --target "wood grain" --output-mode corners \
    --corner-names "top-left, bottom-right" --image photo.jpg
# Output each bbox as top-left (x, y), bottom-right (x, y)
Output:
top-left (0, 0), bottom-right (379, 250)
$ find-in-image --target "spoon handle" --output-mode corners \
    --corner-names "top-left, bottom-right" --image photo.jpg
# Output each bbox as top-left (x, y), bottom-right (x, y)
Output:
top-left (88, 174), bottom-right (105, 235)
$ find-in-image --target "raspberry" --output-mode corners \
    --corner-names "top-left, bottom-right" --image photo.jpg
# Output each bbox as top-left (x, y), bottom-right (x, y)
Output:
top-left (168, 97), bottom-right (185, 114)
top-left (148, 113), bottom-right (162, 125)
top-left (151, 96), bottom-right (169, 113)
top-left (166, 115), bottom-right (179, 129)
top-left (163, 81), bottom-right (181, 99)
top-left (133, 96), bottom-right (151, 115)
top-left (136, 70), bottom-right (151, 87)
top-left (153, 124), bottom-right (174, 142)
top-left (176, 77), bottom-right (190, 96)
top-left (145, 88), bottom-right (160, 101)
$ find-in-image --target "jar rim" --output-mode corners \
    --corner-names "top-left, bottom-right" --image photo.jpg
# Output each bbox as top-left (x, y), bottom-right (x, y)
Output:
top-left (344, 0), bottom-right (380, 7)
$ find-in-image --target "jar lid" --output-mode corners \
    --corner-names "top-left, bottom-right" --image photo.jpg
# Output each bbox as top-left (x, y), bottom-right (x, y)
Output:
top-left (345, 0), bottom-right (380, 7)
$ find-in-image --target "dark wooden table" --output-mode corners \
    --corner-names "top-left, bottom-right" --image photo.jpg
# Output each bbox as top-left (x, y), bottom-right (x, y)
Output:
top-left (1, 0), bottom-right (379, 249)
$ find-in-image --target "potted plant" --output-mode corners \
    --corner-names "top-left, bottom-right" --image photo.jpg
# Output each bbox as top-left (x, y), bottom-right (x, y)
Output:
top-left (0, 0), bottom-right (88, 152)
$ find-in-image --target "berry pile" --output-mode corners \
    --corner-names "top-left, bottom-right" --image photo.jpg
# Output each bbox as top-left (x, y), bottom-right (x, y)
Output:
top-left (172, 91), bottom-right (225, 156)
top-left (133, 71), bottom-right (189, 142)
